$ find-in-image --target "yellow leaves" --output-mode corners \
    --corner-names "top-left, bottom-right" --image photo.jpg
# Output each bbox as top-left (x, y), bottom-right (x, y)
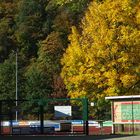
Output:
top-left (119, 26), bottom-right (140, 47)
top-left (66, 26), bottom-right (83, 62)
top-left (117, 52), bottom-right (129, 63)
top-left (68, 90), bottom-right (87, 99)
top-left (136, 10), bottom-right (140, 24)
top-left (104, 87), bottom-right (118, 96)
top-left (68, 76), bottom-right (82, 84)
top-left (61, 0), bottom-right (140, 101)
top-left (136, 66), bottom-right (140, 74)
top-left (100, 66), bottom-right (106, 72)
top-left (120, 74), bottom-right (137, 87)
top-left (103, 69), bottom-right (120, 91)
top-left (108, 78), bottom-right (117, 86)
top-left (69, 26), bottom-right (80, 43)
top-left (104, 69), bottom-right (117, 78)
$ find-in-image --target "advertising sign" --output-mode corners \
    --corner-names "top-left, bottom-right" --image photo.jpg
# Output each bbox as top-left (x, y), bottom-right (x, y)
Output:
top-left (54, 106), bottom-right (72, 117)
top-left (114, 101), bottom-right (140, 123)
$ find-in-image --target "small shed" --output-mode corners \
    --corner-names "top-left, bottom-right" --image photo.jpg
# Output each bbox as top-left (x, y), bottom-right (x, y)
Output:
top-left (105, 95), bottom-right (140, 134)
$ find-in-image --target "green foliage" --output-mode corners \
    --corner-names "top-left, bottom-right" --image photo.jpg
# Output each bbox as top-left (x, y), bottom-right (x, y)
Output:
top-left (15, 0), bottom-right (45, 57)
top-left (0, 18), bottom-right (12, 61)
top-left (65, 0), bottom-right (91, 14)
top-left (0, 53), bottom-right (17, 99)
top-left (24, 61), bottom-right (52, 99)
top-left (0, 1), bottom-right (16, 62)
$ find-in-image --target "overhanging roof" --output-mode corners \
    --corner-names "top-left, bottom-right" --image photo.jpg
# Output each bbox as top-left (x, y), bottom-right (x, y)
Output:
top-left (105, 95), bottom-right (140, 100)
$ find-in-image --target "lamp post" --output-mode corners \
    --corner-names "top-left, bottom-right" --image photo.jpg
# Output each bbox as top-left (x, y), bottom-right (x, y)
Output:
top-left (15, 49), bottom-right (18, 121)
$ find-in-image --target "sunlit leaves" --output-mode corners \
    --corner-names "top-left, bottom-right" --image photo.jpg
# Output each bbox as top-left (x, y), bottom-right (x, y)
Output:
top-left (61, 0), bottom-right (140, 102)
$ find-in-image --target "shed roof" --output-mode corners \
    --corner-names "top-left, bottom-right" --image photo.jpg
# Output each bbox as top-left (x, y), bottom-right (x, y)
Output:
top-left (105, 95), bottom-right (140, 100)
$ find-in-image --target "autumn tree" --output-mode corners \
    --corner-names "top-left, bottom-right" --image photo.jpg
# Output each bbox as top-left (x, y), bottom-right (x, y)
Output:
top-left (36, 31), bottom-right (67, 98)
top-left (61, 0), bottom-right (140, 118)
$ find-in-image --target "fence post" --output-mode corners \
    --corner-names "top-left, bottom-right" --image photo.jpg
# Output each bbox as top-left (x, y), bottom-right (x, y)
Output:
top-left (9, 109), bottom-right (13, 135)
top-left (132, 98), bottom-right (134, 135)
top-left (83, 98), bottom-right (89, 135)
top-left (40, 105), bottom-right (44, 134)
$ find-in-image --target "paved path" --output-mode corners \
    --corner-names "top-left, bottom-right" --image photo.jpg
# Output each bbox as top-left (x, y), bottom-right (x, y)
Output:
top-left (109, 135), bottom-right (140, 140)
top-left (1, 135), bottom-right (140, 140)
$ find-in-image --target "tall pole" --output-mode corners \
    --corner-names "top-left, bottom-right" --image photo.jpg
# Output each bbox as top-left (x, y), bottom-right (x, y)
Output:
top-left (16, 49), bottom-right (18, 121)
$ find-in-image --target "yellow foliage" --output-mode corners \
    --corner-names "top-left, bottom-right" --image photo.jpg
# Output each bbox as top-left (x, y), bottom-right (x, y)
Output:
top-left (61, 0), bottom-right (140, 102)
top-left (120, 75), bottom-right (138, 87)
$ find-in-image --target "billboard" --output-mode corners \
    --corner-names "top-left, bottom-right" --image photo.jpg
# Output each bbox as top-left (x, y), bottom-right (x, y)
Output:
top-left (54, 106), bottom-right (72, 117)
top-left (113, 101), bottom-right (140, 123)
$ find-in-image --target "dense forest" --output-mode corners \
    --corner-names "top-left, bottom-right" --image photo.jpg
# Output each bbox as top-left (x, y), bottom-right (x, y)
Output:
top-left (0, 0), bottom-right (91, 100)
top-left (0, 0), bottom-right (140, 119)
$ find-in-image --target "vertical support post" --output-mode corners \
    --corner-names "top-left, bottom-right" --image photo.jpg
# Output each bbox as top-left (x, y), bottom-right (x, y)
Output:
top-left (40, 105), bottom-right (44, 134)
top-left (82, 98), bottom-right (89, 135)
top-left (132, 97), bottom-right (134, 135)
top-left (111, 101), bottom-right (115, 134)
top-left (9, 108), bottom-right (13, 135)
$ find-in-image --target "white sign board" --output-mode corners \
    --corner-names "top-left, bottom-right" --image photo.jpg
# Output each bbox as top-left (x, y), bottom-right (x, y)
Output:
top-left (54, 106), bottom-right (72, 117)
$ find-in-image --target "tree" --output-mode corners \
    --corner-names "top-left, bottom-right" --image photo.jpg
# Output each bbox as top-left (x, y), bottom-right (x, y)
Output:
top-left (0, 18), bottom-right (13, 62)
top-left (24, 61), bottom-right (52, 99)
top-left (0, 50), bottom-right (27, 104)
top-left (46, 0), bottom-right (91, 28)
top-left (0, 0), bottom-right (17, 62)
top-left (61, 0), bottom-right (140, 119)
top-left (0, 52), bottom-right (20, 100)
top-left (24, 31), bottom-right (68, 101)
top-left (37, 31), bottom-right (67, 98)
top-left (15, 0), bottom-right (46, 57)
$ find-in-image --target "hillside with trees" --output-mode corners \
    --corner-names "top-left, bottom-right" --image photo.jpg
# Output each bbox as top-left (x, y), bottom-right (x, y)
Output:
top-left (0, 0), bottom-right (91, 100)
top-left (0, 0), bottom-right (140, 119)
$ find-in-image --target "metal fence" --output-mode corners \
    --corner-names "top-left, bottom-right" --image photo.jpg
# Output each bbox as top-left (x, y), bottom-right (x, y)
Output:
top-left (0, 120), bottom-right (113, 135)
top-left (0, 98), bottom-right (89, 135)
